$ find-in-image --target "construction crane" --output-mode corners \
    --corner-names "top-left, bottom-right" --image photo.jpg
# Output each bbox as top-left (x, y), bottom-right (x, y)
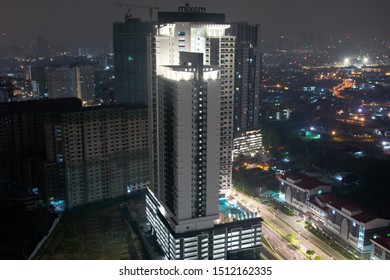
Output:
top-left (116, 1), bottom-right (159, 21)
top-left (116, 0), bottom-right (132, 20)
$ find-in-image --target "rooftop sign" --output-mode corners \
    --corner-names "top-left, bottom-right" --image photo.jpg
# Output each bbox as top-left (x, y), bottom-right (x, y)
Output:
top-left (178, 3), bottom-right (206, 13)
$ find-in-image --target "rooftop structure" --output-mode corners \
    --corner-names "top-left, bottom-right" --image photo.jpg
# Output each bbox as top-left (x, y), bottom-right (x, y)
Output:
top-left (279, 173), bottom-right (332, 213)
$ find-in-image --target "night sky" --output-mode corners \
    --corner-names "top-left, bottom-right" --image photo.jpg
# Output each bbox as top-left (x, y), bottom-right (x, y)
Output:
top-left (1, 0), bottom-right (389, 47)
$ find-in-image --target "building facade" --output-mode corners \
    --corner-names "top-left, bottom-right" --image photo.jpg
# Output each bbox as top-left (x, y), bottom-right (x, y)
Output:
top-left (325, 199), bottom-right (390, 253)
top-left (279, 173), bottom-right (332, 213)
top-left (0, 98), bottom-right (81, 193)
top-left (280, 173), bottom-right (390, 253)
top-left (74, 65), bottom-right (95, 102)
top-left (146, 7), bottom-right (263, 258)
top-left (232, 129), bottom-right (263, 158)
top-left (47, 65), bottom-right (76, 99)
top-left (0, 98), bottom-right (149, 210)
top-left (150, 16), bottom-right (235, 194)
top-left (44, 105), bottom-right (149, 209)
top-left (371, 236), bottom-right (390, 260)
top-left (113, 18), bottom-right (155, 106)
top-left (227, 23), bottom-right (261, 136)
top-left (46, 64), bottom-right (95, 102)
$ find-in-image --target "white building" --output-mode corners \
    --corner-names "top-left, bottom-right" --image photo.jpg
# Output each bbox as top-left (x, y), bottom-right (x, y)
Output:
top-left (146, 22), bottom-right (261, 258)
top-left (151, 21), bottom-right (235, 195)
top-left (306, 193), bottom-right (390, 253)
top-left (149, 52), bottom-right (221, 234)
top-left (279, 173), bottom-right (332, 213)
top-left (325, 198), bottom-right (390, 253)
top-left (371, 236), bottom-right (390, 260)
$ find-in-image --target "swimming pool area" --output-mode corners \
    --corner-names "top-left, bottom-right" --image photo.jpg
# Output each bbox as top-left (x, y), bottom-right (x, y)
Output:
top-left (219, 198), bottom-right (257, 221)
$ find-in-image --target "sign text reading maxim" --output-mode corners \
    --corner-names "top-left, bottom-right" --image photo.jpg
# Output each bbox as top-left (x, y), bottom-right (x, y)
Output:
top-left (178, 3), bottom-right (206, 13)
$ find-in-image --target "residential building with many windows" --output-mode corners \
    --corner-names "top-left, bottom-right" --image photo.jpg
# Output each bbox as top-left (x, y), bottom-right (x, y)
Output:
top-left (147, 24), bottom-right (261, 258)
top-left (150, 13), bottom-right (235, 195)
top-left (227, 22), bottom-right (261, 136)
top-left (113, 18), bottom-right (156, 106)
top-left (44, 105), bottom-right (149, 209)
top-left (46, 64), bottom-right (95, 102)
top-left (232, 129), bottom-right (263, 158)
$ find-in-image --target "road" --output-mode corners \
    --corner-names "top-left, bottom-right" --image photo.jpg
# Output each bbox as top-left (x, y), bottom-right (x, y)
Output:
top-left (262, 225), bottom-right (305, 260)
top-left (332, 79), bottom-right (354, 99)
top-left (233, 190), bottom-right (347, 260)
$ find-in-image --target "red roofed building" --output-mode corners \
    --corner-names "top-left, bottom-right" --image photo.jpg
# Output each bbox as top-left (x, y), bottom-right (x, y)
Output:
top-left (279, 173), bottom-right (332, 213)
top-left (325, 197), bottom-right (390, 252)
top-left (280, 173), bottom-right (390, 253)
top-left (307, 194), bottom-right (332, 221)
top-left (371, 236), bottom-right (390, 260)
top-left (307, 194), bottom-right (390, 253)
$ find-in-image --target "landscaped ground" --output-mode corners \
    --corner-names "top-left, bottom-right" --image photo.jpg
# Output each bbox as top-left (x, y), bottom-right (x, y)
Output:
top-left (35, 194), bottom-right (147, 260)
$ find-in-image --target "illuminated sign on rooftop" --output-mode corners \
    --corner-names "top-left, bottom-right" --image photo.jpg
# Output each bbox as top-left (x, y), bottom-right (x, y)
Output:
top-left (178, 3), bottom-right (206, 13)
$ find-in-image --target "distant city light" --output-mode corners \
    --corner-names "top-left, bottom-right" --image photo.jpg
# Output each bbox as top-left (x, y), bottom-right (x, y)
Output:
top-left (344, 58), bottom-right (350, 65)
top-left (363, 57), bottom-right (369, 64)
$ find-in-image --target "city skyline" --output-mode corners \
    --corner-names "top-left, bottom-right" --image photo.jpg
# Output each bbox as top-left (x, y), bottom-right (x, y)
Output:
top-left (1, 0), bottom-right (389, 47)
top-left (1, 0), bottom-right (390, 262)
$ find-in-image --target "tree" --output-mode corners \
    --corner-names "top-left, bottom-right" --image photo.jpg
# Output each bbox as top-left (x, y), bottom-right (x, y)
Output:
top-left (286, 233), bottom-right (300, 247)
top-left (306, 249), bottom-right (315, 259)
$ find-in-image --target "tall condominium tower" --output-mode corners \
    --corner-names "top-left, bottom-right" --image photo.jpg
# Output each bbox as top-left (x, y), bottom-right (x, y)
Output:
top-left (113, 18), bottom-right (156, 106)
top-left (151, 12), bottom-right (235, 194)
top-left (0, 98), bottom-right (81, 192)
top-left (46, 64), bottom-right (95, 102)
top-left (227, 22), bottom-right (261, 136)
top-left (146, 7), bottom-right (261, 260)
top-left (46, 65), bottom-right (76, 99)
top-left (44, 105), bottom-right (149, 209)
top-left (149, 51), bottom-right (221, 234)
top-left (0, 98), bottom-right (148, 210)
